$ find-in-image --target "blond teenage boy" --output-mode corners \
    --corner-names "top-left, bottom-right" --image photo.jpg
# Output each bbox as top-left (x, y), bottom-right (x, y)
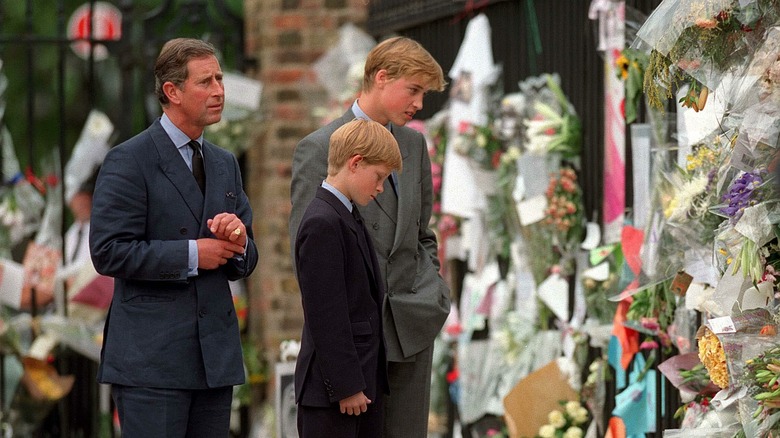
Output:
top-left (290, 37), bottom-right (451, 437)
top-left (294, 119), bottom-right (402, 437)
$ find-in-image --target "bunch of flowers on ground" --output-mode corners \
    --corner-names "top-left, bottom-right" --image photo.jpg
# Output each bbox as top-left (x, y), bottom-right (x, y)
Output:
top-left (534, 400), bottom-right (590, 438)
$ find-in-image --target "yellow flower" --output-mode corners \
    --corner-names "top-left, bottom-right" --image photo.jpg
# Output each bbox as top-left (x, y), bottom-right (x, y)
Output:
top-left (616, 54), bottom-right (629, 79)
top-left (698, 327), bottom-right (729, 388)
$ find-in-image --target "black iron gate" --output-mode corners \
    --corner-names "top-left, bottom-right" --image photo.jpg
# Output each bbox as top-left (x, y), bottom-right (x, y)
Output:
top-left (0, 1), bottom-right (247, 436)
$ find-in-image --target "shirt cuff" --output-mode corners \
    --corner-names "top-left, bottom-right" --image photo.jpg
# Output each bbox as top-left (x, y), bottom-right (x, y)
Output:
top-left (188, 240), bottom-right (199, 276)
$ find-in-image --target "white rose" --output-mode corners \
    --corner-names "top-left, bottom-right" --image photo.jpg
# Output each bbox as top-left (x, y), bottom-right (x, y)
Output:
top-left (563, 426), bottom-right (583, 438)
top-left (565, 401), bottom-right (581, 416)
top-left (538, 424), bottom-right (556, 438)
top-left (548, 410), bottom-right (566, 429)
top-left (573, 407), bottom-right (589, 424)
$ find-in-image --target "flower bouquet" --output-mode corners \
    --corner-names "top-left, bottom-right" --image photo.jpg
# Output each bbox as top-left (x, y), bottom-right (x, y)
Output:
top-left (540, 167), bottom-right (584, 276)
top-left (523, 75), bottom-right (581, 162)
top-left (533, 400), bottom-right (590, 438)
top-left (634, 0), bottom-right (780, 110)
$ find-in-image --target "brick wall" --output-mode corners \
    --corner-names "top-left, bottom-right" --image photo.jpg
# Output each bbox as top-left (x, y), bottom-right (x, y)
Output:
top-left (243, 0), bottom-right (367, 390)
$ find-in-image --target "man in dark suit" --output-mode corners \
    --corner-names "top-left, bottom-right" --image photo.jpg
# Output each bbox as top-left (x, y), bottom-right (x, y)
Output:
top-left (290, 37), bottom-right (451, 437)
top-left (89, 38), bottom-right (258, 437)
top-left (295, 119), bottom-right (400, 437)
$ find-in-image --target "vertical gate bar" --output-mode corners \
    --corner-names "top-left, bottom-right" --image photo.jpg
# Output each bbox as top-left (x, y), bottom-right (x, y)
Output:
top-left (88, 0), bottom-right (97, 108)
top-left (58, 0), bottom-right (68, 320)
top-left (25, 0), bottom-right (34, 171)
top-left (118, 0), bottom-right (134, 142)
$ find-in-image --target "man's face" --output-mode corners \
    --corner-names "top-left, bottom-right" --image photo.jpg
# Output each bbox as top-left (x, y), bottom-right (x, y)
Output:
top-left (177, 55), bottom-right (224, 129)
top-left (375, 74), bottom-right (430, 126)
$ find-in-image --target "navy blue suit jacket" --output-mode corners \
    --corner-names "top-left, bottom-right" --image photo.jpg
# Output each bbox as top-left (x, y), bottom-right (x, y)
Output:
top-left (294, 187), bottom-right (388, 407)
top-left (89, 119), bottom-right (258, 389)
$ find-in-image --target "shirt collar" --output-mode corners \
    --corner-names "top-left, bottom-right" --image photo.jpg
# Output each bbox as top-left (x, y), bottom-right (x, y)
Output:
top-left (351, 100), bottom-right (391, 130)
top-left (160, 113), bottom-right (204, 149)
top-left (321, 181), bottom-right (353, 212)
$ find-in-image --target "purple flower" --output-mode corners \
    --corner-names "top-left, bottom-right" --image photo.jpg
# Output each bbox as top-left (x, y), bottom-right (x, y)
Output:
top-left (720, 170), bottom-right (765, 222)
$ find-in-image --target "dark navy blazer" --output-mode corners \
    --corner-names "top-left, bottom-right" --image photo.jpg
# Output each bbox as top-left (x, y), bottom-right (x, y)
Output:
top-left (294, 187), bottom-right (388, 407)
top-left (89, 119), bottom-right (258, 389)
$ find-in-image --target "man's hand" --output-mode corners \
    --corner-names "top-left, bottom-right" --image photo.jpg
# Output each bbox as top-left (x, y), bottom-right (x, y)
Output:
top-left (207, 213), bottom-right (247, 247)
top-left (338, 391), bottom-right (371, 416)
top-left (196, 238), bottom-right (245, 270)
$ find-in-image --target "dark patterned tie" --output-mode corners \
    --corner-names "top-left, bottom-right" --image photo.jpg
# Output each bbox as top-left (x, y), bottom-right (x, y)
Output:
top-left (351, 203), bottom-right (363, 224)
top-left (188, 140), bottom-right (206, 193)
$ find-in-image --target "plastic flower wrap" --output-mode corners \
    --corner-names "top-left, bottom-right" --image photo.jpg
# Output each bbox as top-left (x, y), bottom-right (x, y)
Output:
top-left (697, 308), bottom-right (777, 391)
top-left (0, 129), bottom-right (45, 258)
top-left (534, 400), bottom-right (590, 438)
top-left (492, 310), bottom-right (535, 366)
top-left (634, 0), bottom-right (780, 110)
top-left (660, 132), bottom-right (731, 246)
top-left (523, 74), bottom-right (581, 161)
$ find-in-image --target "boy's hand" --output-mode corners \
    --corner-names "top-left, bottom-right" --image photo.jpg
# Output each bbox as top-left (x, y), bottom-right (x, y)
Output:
top-left (339, 391), bottom-right (371, 416)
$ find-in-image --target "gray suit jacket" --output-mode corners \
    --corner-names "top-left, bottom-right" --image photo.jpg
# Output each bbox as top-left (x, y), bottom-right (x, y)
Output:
top-left (290, 110), bottom-right (450, 362)
top-left (90, 119), bottom-right (258, 389)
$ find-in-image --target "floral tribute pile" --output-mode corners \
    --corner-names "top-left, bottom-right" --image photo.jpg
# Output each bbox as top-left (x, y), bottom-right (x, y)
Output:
top-left (605, 0), bottom-right (780, 435)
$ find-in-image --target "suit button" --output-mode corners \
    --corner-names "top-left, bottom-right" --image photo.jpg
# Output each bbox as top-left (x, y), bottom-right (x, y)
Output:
top-left (372, 223), bottom-right (379, 230)
top-left (412, 288), bottom-right (417, 294)
top-left (416, 219), bottom-right (420, 226)
top-left (388, 257), bottom-right (393, 264)
top-left (180, 227), bottom-right (187, 235)
top-left (414, 252), bottom-right (419, 260)
top-left (198, 309), bottom-right (207, 317)
top-left (388, 290), bottom-right (394, 297)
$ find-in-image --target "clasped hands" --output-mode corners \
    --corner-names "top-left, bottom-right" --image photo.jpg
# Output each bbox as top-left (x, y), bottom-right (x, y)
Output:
top-left (197, 212), bottom-right (248, 270)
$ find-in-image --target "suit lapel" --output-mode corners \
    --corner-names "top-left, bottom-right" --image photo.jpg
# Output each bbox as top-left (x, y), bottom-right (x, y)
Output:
top-left (319, 189), bottom-right (378, 284)
top-left (390, 125), bottom-right (413, 253)
top-left (151, 122), bottom-right (204, 224)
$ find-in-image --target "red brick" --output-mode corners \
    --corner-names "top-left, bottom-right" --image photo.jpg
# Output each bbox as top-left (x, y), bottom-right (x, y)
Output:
top-left (273, 14), bottom-right (307, 29)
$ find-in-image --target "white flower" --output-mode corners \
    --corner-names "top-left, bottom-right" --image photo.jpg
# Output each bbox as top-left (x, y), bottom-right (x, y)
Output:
top-left (565, 400), bottom-right (581, 415)
top-left (573, 407), bottom-right (589, 424)
top-left (538, 424), bottom-right (556, 438)
top-left (548, 410), bottom-right (566, 429)
top-left (525, 134), bottom-right (552, 155)
top-left (524, 118), bottom-right (560, 138)
top-left (668, 174), bottom-right (709, 222)
top-left (563, 426), bottom-right (583, 438)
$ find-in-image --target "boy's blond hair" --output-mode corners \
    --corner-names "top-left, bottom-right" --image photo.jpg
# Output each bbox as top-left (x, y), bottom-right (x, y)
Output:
top-left (328, 119), bottom-right (402, 176)
top-left (362, 37), bottom-right (446, 93)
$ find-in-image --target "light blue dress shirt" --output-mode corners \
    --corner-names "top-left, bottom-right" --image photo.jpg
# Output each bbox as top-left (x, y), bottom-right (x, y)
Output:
top-left (322, 181), bottom-right (352, 212)
top-left (160, 114), bottom-right (202, 276)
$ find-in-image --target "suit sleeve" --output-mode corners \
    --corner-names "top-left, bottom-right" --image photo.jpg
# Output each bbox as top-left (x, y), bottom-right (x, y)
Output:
top-left (89, 145), bottom-right (189, 281)
top-left (416, 134), bottom-right (441, 271)
top-left (289, 135), bottom-right (328, 269)
top-left (296, 215), bottom-right (366, 401)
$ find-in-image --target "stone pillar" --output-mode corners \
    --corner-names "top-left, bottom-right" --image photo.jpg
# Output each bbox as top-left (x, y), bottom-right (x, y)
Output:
top-left (242, 0), bottom-right (367, 399)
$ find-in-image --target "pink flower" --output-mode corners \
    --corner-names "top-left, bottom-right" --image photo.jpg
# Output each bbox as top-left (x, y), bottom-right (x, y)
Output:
top-left (432, 175), bottom-right (442, 193)
top-left (639, 340), bottom-right (659, 350)
top-left (640, 317), bottom-right (660, 331)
